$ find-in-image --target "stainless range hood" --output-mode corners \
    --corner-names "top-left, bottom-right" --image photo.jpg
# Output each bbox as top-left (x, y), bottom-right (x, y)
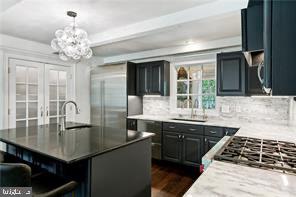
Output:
top-left (243, 50), bottom-right (264, 67)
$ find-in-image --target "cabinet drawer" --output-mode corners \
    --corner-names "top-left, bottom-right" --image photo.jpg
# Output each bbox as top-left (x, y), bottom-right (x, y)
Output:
top-left (182, 124), bottom-right (204, 135)
top-left (204, 126), bottom-right (224, 137)
top-left (163, 122), bottom-right (179, 132)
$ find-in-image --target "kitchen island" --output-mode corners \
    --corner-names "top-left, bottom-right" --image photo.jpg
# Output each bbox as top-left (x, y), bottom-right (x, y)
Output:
top-left (0, 122), bottom-right (154, 197)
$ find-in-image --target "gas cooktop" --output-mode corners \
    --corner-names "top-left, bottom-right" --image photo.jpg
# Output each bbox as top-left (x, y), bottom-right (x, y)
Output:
top-left (214, 136), bottom-right (296, 175)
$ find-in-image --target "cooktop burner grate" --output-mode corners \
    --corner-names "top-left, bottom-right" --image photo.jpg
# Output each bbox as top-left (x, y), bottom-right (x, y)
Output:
top-left (214, 136), bottom-right (296, 175)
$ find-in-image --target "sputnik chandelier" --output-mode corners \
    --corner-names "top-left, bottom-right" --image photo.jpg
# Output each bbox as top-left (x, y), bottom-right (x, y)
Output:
top-left (51, 11), bottom-right (92, 61)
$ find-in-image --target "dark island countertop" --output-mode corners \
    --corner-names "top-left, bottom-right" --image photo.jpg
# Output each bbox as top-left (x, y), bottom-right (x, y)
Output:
top-left (0, 122), bottom-right (154, 164)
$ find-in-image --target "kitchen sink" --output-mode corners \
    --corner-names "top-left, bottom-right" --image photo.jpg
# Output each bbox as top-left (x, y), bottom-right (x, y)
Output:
top-left (66, 125), bottom-right (93, 130)
top-left (171, 118), bottom-right (207, 122)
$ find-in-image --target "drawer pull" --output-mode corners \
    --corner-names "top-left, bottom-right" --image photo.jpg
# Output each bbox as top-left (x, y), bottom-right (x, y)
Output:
top-left (209, 131), bottom-right (217, 134)
top-left (169, 126), bottom-right (176, 129)
top-left (189, 128), bottom-right (196, 131)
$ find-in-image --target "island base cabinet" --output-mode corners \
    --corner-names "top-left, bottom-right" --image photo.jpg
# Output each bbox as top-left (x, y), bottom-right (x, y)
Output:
top-left (163, 131), bottom-right (203, 167)
top-left (90, 139), bottom-right (151, 197)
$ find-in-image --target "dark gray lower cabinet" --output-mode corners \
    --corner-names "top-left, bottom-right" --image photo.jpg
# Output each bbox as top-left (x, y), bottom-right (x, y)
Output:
top-left (163, 131), bottom-right (182, 163)
top-left (204, 136), bottom-right (221, 153)
top-left (182, 134), bottom-right (203, 166)
top-left (163, 131), bottom-right (203, 167)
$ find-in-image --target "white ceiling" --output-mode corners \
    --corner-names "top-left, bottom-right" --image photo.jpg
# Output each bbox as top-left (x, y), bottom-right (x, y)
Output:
top-left (92, 11), bottom-right (241, 56)
top-left (0, 0), bottom-right (246, 58)
top-left (0, 0), bottom-right (215, 44)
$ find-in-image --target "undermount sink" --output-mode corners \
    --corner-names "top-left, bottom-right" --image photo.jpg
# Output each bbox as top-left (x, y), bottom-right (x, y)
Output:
top-left (65, 125), bottom-right (93, 130)
top-left (171, 118), bottom-right (207, 123)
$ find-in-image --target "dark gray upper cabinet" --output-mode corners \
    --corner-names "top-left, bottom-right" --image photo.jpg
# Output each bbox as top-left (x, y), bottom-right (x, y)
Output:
top-left (217, 51), bottom-right (246, 96)
top-left (136, 60), bottom-right (170, 96)
top-left (241, 0), bottom-right (263, 52)
top-left (264, 0), bottom-right (296, 95)
top-left (127, 62), bottom-right (137, 95)
top-left (136, 64), bottom-right (148, 96)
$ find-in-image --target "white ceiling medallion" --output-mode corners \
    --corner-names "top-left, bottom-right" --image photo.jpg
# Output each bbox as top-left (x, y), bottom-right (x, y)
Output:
top-left (51, 11), bottom-right (92, 61)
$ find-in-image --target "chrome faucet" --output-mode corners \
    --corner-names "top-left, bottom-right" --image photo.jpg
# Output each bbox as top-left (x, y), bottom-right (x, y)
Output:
top-left (59, 100), bottom-right (80, 134)
top-left (183, 99), bottom-right (198, 119)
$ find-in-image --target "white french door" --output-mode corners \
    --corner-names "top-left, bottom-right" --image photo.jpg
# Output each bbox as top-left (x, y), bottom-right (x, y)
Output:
top-left (44, 64), bottom-right (73, 125)
top-left (9, 59), bottom-right (44, 128)
top-left (8, 59), bottom-right (73, 128)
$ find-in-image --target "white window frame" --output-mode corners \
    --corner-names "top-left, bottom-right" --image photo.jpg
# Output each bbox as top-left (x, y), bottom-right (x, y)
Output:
top-left (170, 59), bottom-right (217, 114)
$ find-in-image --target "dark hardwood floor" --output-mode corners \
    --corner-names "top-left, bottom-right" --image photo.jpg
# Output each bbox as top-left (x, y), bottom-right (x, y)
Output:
top-left (151, 160), bottom-right (200, 197)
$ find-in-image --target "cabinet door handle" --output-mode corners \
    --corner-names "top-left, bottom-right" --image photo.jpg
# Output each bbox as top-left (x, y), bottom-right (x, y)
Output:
top-left (209, 131), bottom-right (217, 134)
top-left (178, 135), bottom-right (181, 139)
top-left (189, 128), bottom-right (196, 131)
top-left (46, 106), bottom-right (49, 117)
top-left (205, 138), bottom-right (207, 142)
top-left (40, 106), bottom-right (44, 117)
top-left (169, 126), bottom-right (176, 129)
top-left (182, 135), bottom-right (185, 139)
top-left (225, 130), bottom-right (229, 135)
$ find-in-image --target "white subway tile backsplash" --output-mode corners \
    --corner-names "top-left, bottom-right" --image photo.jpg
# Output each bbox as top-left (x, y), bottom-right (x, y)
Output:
top-left (143, 96), bottom-right (290, 124)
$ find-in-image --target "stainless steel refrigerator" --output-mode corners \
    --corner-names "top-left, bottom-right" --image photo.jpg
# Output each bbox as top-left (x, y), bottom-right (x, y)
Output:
top-left (90, 63), bottom-right (127, 129)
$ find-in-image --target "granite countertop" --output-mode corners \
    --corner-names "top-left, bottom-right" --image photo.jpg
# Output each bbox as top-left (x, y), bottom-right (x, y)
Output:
top-left (184, 161), bottom-right (296, 197)
top-left (0, 122), bottom-right (153, 164)
top-left (128, 114), bottom-right (296, 196)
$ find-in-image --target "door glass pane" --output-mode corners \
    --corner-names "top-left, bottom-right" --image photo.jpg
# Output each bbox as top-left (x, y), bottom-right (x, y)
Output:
top-left (50, 117), bottom-right (57, 124)
top-left (50, 85), bottom-right (57, 100)
top-left (28, 102), bottom-right (38, 118)
top-left (28, 119), bottom-right (38, 126)
top-left (16, 84), bottom-right (26, 101)
top-left (28, 84), bottom-right (38, 100)
top-left (50, 101), bottom-right (57, 116)
top-left (16, 66), bottom-right (26, 83)
top-left (28, 68), bottom-right (38, 84)
top-left (59, 86), bottom-right (66, 100)
top-left (16, 102), bottom-right (26, 119)
top-left (16, 120), bottom-right (26, 128)
top-left (49, 70), bottom-right (58, 85)
top-left (59, 71), bottom-right (67, 86)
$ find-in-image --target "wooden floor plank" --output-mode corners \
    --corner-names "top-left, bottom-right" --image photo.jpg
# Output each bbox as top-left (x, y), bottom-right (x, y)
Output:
top-left (151, 160), bottom-right (200, 197)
